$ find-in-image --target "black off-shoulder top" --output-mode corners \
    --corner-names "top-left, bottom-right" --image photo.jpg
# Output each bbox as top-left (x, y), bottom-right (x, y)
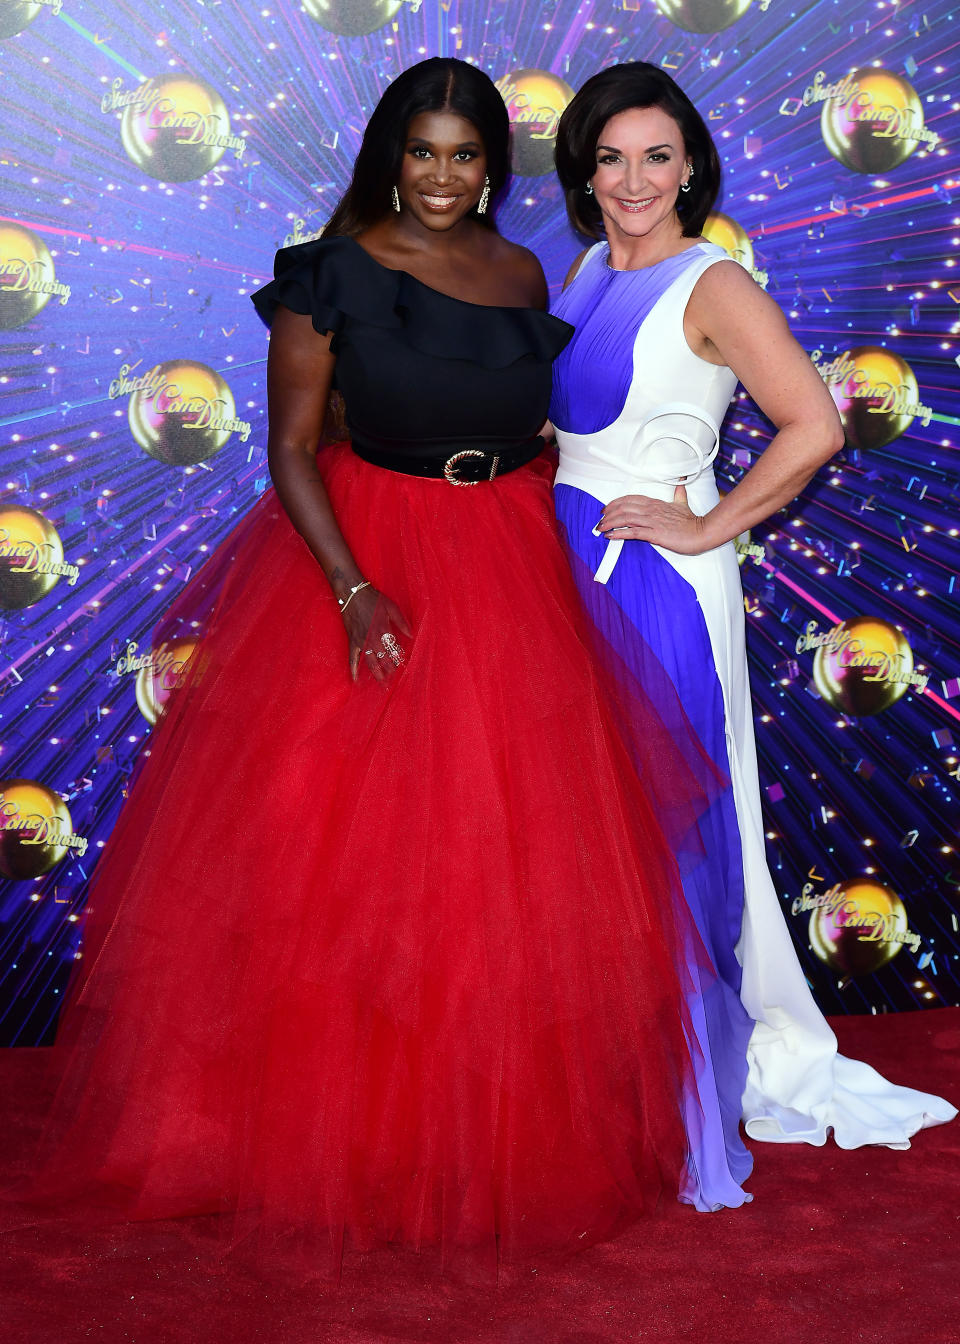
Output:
top-left (250, 236), bottom-right (572, 459)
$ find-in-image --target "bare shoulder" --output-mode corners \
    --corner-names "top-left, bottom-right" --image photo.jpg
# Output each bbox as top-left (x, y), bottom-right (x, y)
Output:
top-left (690, 258), bottom-right (783, 320)
top-left (688, 258), bottom-right (792, 350)
top-left (484, 235), bottom-right (548, 308)
top-left (562, 247), bottom-right (592, 290)
top-left (686, 257), bottom-right (811, 373)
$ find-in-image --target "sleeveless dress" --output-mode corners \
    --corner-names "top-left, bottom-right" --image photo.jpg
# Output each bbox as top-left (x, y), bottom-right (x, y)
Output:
top-left (551, 239), bottom-right (957, 1213)
top-left (22, 236), bottom-right (718, 1277)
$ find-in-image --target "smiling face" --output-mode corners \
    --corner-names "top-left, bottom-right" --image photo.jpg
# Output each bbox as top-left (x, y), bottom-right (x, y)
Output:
top-left (589, 105), bottom-right (692, 249)
top-left (396, 109), bottom-right (488, 232)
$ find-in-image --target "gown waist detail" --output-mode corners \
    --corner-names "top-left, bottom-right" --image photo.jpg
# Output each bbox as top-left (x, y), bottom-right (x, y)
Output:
top-left (555, 400), bottom-right (722, 584)
top-left (351, 430), bottom-right (544, 482)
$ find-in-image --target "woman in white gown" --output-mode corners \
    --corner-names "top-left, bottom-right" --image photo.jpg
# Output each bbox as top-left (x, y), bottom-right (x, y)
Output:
top-left (549, 62), bottom-right (956, 1212)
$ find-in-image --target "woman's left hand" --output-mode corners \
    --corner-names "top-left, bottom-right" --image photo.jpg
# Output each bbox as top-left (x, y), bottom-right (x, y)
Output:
top-left (598, 484), bottom-right (711, 555)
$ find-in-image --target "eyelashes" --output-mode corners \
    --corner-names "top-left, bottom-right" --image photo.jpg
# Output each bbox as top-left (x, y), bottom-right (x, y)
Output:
top-left (597, 152), bottom-right (671, 166)
top-left (407, 146), bottom-right (479, 162)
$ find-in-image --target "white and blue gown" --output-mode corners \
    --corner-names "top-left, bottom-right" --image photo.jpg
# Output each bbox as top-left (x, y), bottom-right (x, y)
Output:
top-left (551, 240), bottom-right (957, 1212)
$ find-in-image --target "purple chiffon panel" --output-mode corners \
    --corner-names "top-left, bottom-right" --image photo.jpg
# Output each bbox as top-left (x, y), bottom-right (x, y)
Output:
top-left (549, 248), bottom-right (708, 437)
top-left (556, 484), bottom-right (755, 1211)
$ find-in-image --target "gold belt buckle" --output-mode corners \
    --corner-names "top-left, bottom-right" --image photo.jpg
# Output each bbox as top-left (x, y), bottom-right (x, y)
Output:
top-left (443, 449), bottom-right (500, 486)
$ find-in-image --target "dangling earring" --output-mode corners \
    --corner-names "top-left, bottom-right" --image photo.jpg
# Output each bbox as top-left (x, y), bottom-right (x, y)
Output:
top-left (477, 175), bottom-right (491, 215)
top-left (584, 182), bottom-right (594, 195)
top-left (391, 185), bottom-right (401, 213)
top-left (680, 165), bottom-right (693, 194)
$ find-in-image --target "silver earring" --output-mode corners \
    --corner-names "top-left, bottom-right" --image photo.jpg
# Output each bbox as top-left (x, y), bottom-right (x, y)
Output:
top-left (584, 183), bottom-right (594, 195)
top-left (477, 175), bottom-right (490, 215)
top-left (391, 185), bottom-right (400, 213)
top-left (680, 166), bottom-right (693, 194)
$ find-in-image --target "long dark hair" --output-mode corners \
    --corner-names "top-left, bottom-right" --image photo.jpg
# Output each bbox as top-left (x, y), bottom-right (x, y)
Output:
top-left (555, 62), bottom-right (721, 239)
top-left (325, 58), bottom-right (509, 237)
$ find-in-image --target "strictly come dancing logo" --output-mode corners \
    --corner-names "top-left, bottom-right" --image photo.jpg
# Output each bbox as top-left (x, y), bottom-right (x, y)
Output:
top-left (282, 217), bottom-right (326, 248)
top-left (0, 780), bottom-right (87, 880)
top-left (0, 225), bottom-right (71, 329)
top-left (115, 638), bottom-right (200, 725)
top-left (101, 75), bottom-right (246, 182)
top-left (810, 347), bottom-right (932, 451)
top-left (734, 534), bottom-right (764, 566)
top-left (496, 69), bottom-right (573, 176)
top-left (0, 505), bottom-right (79, 610)
top-left (791, 877), bottom-right (919, 976)
top-left (109, 361), bottom-right (251, 466)
top-left (782, 68), bottom-right (941, 173)
top-left (796, 617), bottom-right (928, 715)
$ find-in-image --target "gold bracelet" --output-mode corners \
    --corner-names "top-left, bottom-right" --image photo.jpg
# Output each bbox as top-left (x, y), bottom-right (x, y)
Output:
top-left (338, 579), bottom-right (370, 613)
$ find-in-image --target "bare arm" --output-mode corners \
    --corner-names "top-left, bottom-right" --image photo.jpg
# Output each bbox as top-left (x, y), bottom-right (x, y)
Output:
top-left (688, 262), bottom-right (844, 544)
top-left (599, 261), bottom-right (844, 553)
top-left (266, 305), bottom-right (409, 678)
top-left (266, 306), bottom-right (353, 582)
top-left (562, 247), bottom-right (591, 291)
top-left (505, 242), bottom-right (549, 308)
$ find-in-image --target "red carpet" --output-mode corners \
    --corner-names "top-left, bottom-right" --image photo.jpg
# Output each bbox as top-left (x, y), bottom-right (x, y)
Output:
top-left (1, 1010), bottom-right (957, 1344)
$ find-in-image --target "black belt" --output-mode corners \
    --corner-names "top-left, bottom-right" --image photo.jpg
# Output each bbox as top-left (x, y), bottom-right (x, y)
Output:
top-left (351, 434), bottom-right (544, 485)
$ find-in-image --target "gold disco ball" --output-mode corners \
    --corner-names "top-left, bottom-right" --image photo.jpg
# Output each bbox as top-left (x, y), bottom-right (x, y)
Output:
top-left (809, 879), bottom-right (909, 977)
top-left (497, 68), bottom-right (574, 177)
top-left (120, 76), bottom-right (234, 182)
top-left (830, 345), bottom-right (920, 451)
top-left (821, 68), bottom-right (926, 174)
top-left (301, 0), bottom-right (403, 36)
top-left (0, 2), bottom-right (45, 39)
top-left (0, 224), bottom-right (57, 329)
top-left (813, 616), bottom-right (913, 716)
top-left (0, 778), bottom-right (74, 879)
top-left (0, 505), bottom-right (66, 610)
top-left (135, 637), bottom-right (200, 725)
top-left (702, 212), bottom-right (754, 271)
top-left (128, 360), bottom-right (237, 465)
top-left (654, 0), bottom-right (752, 34)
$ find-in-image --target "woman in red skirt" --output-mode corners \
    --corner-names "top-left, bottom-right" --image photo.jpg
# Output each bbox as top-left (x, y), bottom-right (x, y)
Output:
top-left (28, 57), bottom-right (719, 1277)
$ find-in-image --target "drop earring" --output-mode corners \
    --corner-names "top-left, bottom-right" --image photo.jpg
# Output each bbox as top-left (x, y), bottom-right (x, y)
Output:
top-left (680, 166), bottom-right (694, 194)
top-left (584, 183), bottom-right (594, 195)
top-left (391, 185), bottom-right (401, 212)
top-left (477, 175), bottom-right (491, 215)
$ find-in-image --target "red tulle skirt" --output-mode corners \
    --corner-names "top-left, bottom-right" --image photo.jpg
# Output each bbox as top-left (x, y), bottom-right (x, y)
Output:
top-left (29, 445), bottom-right (709, 1279)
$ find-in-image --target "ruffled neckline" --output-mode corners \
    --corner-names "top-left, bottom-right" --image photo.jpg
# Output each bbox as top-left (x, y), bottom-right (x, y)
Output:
top-left (252, 234), bottom-right (572, 370)
top-left (344, 236), bottom-right (542, 313)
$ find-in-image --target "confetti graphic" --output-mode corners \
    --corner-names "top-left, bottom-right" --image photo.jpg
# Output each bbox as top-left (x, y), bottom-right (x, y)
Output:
top-left (1, 0), bottom-right (958, 1042)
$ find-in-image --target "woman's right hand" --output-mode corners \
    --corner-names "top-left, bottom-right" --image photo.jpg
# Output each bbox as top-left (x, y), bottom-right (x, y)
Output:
top-left (342, 585), bottom-right (413, 684)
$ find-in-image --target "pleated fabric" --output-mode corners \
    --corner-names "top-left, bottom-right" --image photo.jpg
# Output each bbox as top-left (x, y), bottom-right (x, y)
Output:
top-left (25, 445), bottom-right (720, 1279)
top-left (556, 487), bottom-right (755, 1212)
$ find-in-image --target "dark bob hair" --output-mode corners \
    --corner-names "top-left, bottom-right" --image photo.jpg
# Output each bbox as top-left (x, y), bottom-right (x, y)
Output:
top-left (555, 62), bottom-right (722, 239)
top-left (325, 58), bottom-right (509, 237)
